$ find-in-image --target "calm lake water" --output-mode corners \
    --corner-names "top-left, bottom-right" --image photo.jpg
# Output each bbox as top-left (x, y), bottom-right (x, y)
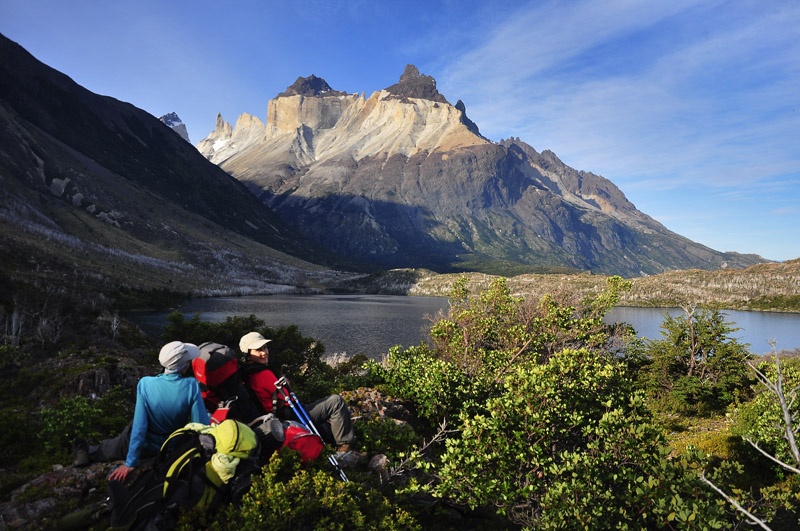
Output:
top-left (129, 295), bottom-right (800, 359)
top-left (130, 294), bottom-right (450, 359)
top-left (605, 307), bottom-right (800, 355)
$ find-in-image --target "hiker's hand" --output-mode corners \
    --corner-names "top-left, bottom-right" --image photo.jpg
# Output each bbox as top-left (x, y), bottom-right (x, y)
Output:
top-left (108, 465), bottom-right (136, 483)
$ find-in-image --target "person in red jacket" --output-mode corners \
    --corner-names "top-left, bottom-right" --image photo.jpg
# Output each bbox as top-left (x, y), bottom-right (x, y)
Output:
top-left (239, 332), bottom-right (360, 457)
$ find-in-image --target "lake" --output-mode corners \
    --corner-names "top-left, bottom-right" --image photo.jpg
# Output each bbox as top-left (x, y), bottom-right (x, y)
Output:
top-left (605, 307), bottom-right (800, 355)
top-left (130, 294), bottom-right (450, 359)
top-left (129, 295), bottom-right (800, 359)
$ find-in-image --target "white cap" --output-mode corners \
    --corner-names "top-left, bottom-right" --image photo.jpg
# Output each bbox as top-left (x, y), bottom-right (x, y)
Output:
top-left (239, 332), bottom-right (272, 353)
top-left (159, 341), bottom-right (201, 373)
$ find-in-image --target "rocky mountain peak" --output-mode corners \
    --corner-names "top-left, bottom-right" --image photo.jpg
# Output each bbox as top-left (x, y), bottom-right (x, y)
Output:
top-left (158, 111), bottom-right (189, 142)
top-left (384, 64), bottom-right (448, 103)
top-left (278, 74), bottom-right (345, 97)
top-left (455, 99), bottom-right (481, 137)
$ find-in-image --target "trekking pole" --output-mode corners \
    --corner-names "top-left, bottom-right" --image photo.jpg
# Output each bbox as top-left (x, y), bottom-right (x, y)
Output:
top-left (274, 377), bottom-right (349, 482)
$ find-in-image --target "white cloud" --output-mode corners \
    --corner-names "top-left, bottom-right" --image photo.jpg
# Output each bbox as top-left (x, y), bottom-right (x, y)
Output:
top-left (434, 0), bottom-right (800, 260)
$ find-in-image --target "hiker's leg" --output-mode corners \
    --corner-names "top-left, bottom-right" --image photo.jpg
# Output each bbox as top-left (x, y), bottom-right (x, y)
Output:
top-left (90, 421), bottom-right (132, 462)
top-left (303, 396), bottom-right (334, 444)
top-left (307, 394), bottom-right (354, 447)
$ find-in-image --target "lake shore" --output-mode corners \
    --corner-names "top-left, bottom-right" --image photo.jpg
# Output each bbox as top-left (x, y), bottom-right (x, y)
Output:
top-left (396, 259), bottom-right (800, 313)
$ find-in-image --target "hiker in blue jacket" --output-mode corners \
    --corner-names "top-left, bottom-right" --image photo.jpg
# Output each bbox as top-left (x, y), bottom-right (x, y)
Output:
top-left (74, 341), bottom-right (210, 482)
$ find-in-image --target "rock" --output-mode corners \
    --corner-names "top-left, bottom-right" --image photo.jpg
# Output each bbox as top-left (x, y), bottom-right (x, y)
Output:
top-left (368, 453), bottom-right (389, 472)
top-left (278, 75), bottom-right (345, 98)
top-left (342, 387), bottom-right (414, 423)
top-left (0, 462), bottom-right (117, 529)
top-left (384, 65), bottom-right (449, 103)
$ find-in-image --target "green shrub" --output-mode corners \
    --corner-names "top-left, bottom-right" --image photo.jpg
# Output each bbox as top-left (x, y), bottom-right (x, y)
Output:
top-left (367, 344), bottom-right (471, 425)
top-left (431, 348), bottom-right (733, 529)
top-left (0, 344), bottom-right (27, 368)
top-left (38, 385), bottom-right (133, 456)
top-left (205, 450), bottom-right (420, 530)
top-left (328, 354), bottom-right (382, 392)
top-left (639, 308), bottom-right (755, 416)
top-left (369, 275), bottom-right (633, 426)
top-left (354, 413), bottom-right (420, 461)
top-left (0, 407), bottom-right (43, 498)
top-left (729, 356), bottom-right (800, 465)
top-left (0, 408), bottom-right (40, 465)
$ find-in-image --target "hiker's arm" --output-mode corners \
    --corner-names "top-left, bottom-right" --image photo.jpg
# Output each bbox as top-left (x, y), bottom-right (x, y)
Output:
top-left (189, 379), bottom-right (210, 424)
top-left (108, 464), bottom-right (136, 482)
top-left (125, 380), bottom-right (149, 468)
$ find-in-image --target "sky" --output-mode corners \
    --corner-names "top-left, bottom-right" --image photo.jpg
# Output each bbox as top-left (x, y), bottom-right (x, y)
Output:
top-left (2, 0), bottom-right (798, 262)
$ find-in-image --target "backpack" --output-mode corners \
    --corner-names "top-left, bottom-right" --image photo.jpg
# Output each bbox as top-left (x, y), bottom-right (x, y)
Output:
top-left (282, 420), bottom-right (324, 462)
top-left (108, 420), bottom-right (260, 530)
top-left (192, 342), bottom-right (262, 424)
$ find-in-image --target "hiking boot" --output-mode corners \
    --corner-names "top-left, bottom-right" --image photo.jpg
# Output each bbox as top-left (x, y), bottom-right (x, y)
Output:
top-left (335, 445), bottom-right (368, 468)
top-left (335, 450), bottom-right (367, 468)
top-left (73, 438), bottom-right (90, 467)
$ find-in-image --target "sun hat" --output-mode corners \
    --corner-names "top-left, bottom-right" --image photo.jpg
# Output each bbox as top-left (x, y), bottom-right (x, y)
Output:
top-left (159, 341), bottom-right (201, 373)
top-left (239, 331), bottom-right (272, 353)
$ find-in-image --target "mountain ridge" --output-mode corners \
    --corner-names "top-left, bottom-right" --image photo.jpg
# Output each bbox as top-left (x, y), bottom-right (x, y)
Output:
top-left (197, 65), bottom-right (765, 277)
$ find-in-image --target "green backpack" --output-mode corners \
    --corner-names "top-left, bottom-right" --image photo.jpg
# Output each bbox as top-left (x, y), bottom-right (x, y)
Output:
top-left (108, 420), bottom-right (260, 530)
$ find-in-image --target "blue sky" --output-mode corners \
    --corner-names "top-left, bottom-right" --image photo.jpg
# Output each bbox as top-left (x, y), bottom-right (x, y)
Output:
top-left (2, 0), bottom-right (798, 262)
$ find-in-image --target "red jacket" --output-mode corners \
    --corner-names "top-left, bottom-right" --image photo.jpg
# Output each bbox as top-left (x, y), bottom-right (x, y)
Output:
top-left (244, 365), bottom-right (285, 414)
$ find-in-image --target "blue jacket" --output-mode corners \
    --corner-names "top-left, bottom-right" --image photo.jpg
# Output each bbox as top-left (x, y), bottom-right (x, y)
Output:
top-left (126, 373), bottom-right (210, 467)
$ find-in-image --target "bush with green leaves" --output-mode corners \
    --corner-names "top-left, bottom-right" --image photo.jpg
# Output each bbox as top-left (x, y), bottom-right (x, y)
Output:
top-left (368, 275), bottom-right (632, 424)
top-left (39, 385), bottom-right (134, 457)
top-left (353, 413), bottom-right (421, 461)
top-left (639, 308), bottom-right (754, 416)
top-left (367, 344), bottom-right (471, 424)
top-left (725, 355), bottom-right (800, 525)
top-left (430, 348), bottom-right (733, 529)
top-left (200, 450), bottom-right (421, 531)
top-left (730, 355), bottom-right (800, 463)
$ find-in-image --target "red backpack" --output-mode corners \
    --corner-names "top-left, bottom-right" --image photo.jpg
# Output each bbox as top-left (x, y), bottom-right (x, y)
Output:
top-left (281, 420), bottom-right (324, 462)
top-left (192, 342), bottom-right (262, 424)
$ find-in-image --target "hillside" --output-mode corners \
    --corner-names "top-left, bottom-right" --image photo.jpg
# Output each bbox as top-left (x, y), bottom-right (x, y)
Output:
top-left (0, 33), bottom-right (365, 302)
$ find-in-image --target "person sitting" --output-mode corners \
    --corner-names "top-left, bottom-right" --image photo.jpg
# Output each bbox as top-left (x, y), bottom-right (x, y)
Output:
top-left (238, 331), bottom-right (361, 459)
top-left (74, 341), bottom-right (211, 482)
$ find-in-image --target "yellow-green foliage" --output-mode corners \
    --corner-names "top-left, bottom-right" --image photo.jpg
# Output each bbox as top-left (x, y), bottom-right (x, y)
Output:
top-left (370, 275), bottom-right (633, 424)
top-left (353, 413), bottom-right (420, 461)
top-left (666, 417), bottom-right (737, 459)
top-left (204, 451), bottom-right (420, 531)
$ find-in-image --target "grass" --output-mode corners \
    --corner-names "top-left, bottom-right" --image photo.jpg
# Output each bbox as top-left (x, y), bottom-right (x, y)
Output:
top-left (663, 415), bottom-right (736, 459)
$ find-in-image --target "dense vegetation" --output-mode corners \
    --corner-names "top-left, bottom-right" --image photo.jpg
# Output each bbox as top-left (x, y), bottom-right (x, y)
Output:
top-left (2, 274), bottom-right (800, 529)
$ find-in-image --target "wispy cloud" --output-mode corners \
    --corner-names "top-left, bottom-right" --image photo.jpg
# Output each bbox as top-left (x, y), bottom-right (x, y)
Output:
top-left (442, 1), bottom-right (800, 174)
top-left (434, 0), bottom-right (800, 260)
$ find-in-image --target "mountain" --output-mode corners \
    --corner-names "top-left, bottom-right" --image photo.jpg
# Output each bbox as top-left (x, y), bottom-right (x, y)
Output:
top-left (0, 34), bottom-right (360, 300)
top-left (159, 111), bottom-right (190, 143)
top-left (197, 65), bottom-right (766, 277)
